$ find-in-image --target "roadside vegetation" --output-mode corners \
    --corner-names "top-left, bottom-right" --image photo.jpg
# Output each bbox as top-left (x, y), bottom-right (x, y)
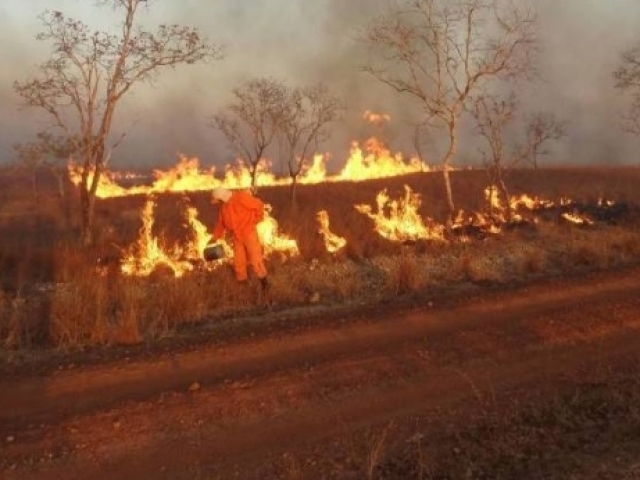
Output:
top-left (1, 166), bottom-right (640, 351)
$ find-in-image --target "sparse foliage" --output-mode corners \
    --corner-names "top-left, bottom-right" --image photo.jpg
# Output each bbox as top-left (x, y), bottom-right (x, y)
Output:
top-left (614, 43), bottom-right (640, 135)
top-left (14, 0), bottom-right (223, 245)
top-left (280, 84), bottom-right (345, 205)
top-left (212, 77), bottom-right (288, 190)
top-left (362, 0), bottom-right (538, 219)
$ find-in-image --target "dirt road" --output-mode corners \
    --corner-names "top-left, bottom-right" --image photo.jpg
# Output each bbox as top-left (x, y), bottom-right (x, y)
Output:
top-left (2, 267), bottom-right (640, 479)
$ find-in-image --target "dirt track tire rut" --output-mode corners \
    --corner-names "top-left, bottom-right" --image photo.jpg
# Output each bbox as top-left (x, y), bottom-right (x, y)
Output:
top-left (2, 267), bottom-right (640, 479)
top-left (2, 267), bottom-right (640, 426)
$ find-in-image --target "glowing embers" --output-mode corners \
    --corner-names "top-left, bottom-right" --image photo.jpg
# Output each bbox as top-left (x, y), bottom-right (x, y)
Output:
top-left (355, 185), bottom-right (445, 242)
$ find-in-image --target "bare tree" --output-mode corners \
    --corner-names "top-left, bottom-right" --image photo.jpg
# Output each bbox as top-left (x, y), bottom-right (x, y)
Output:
top-left (14, 0), bottom-right (223, 245)
top-left (472, 94), bottom-right (521, 221)
top-left (280, 84), bottom-right (345, 206)
top-left (212, 78), bottom-right (288, 190)
top-left (524, 112), bottom-right (566, 169)
top-left (362, 0), bottom-right (537, 220)
top-left (473, 94), bottom-right (566, 221)
top-left (614, 43), bottom-right (640, 135)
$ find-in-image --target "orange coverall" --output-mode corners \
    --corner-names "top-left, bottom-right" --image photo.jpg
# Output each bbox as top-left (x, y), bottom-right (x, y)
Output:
top-left (212, 190), bottom-right (267, 282)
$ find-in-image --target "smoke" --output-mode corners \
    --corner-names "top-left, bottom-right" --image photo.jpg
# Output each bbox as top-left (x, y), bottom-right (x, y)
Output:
top-left (0, 0), bottom-right (639, 170)
top-left (518, 0), bottom-right (640, 166)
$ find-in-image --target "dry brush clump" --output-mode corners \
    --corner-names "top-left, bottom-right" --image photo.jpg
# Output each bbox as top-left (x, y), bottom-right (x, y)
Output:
top-left (2, 168), bottom-right (640, 349)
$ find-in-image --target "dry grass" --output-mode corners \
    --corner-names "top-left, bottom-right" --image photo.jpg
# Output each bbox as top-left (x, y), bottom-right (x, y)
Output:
top-left (323, 369), bottom-right (640, 480)
top-left (271, 356), bottom-right (640, 480)
top-left (2, 166), bottom-right (640, 350)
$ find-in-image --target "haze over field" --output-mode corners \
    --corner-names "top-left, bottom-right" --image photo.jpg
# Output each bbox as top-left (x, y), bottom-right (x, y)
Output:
top-left (0, 0), bottom-right (638, 170)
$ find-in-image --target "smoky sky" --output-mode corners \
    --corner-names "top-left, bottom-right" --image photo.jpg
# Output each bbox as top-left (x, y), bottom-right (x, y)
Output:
top-left (0, 0), bottom-right (639, 171)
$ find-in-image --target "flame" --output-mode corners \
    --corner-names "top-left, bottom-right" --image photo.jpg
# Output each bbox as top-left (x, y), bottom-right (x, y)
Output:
top-left (108, 171), bottom-right (145, 180)
top-left (484, 186), bottom-right (504, 213)
top-left (222, 159), bottom-right (282, 189)
top-left (484, 186), bottom-right (557, 223)
top-left (68, 162), bottom-right (145, 198)
top-left (256, 204), bottom-right (299, 257)
top-left (452, 210), bottom-right (502, 236)
top-left (363, 110), bottom-right (391, 126)
top-left (120, 199), bottom-right (194, 278)
top-left (150, 156), bottom-right (220, 193)
top-left (561, 212), bottom-right (594, 225)
top-left (511, 193), bottom-right (554, 210)
top-left (121, 198), bottom-right (298, 277)
top-left (336, 138), bottom-right (428, 182)
top-left (317, 210), bottom-right (347, 253)
top-left (184, 205), bottom-right (233, 260)
top-left (598, 198), bottom-right (615, 207)
top-left (297, 154), bottom-right (328, 185)
top-left (355, 185), bottom-right (445, 242)
top-left (69, 135), bottom-right (436, 199)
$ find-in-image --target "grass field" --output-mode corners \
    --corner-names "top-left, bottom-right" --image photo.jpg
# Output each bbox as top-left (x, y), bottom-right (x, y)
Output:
top-left (1, 165), bottom-right (640, 350)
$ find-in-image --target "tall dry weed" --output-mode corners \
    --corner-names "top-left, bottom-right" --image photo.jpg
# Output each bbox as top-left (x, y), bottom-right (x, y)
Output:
top-left (4, 167), bottom-right (640, 349)
top-left (387, 252), bottom-right (421, 295)
top-left (49, 275), bottom-right (109, 347)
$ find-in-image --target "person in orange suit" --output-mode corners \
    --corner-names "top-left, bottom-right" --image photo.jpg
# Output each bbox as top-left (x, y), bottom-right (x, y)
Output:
top-left (210, 187), bottom-right (269, 290)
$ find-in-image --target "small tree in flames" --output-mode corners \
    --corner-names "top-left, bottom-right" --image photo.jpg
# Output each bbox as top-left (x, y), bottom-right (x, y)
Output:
top-left (14, 0), bottom-right (223, 245)
top-left (472, 93), bottom-right (566, 221)
top-left (362, 0), bottom-right (538, 221)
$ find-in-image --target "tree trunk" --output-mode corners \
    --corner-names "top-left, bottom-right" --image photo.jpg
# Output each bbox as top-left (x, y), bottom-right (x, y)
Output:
top-left (289, 174), bottom-right (298, 209)
top-left (496, 169), bottom-right (512, 223)
top-left (80, 187), bottom-right (95, 246)
top-left (442, 123), bottom-right (457, 221)
top-left (53, 169), bottom-right (71, 233)
top-left (80, 145), bottom-right (106, 247)
top-left (250, 164), bottom-right (258, 193)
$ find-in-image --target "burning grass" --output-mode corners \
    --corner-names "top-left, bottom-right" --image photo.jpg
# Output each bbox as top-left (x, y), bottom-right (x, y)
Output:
top-left (2, 166), bottom-right (640, 350)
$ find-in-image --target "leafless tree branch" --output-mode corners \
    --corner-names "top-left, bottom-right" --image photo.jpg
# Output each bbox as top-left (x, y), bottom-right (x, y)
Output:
top-left (362, 0), bottom-right (538, 217)
top-left (614, 44), bottom-right (640, 135)
top-left (211, 77), bottom-right (288, 190)
top-left (280, 84), bottom-right (345, 204)
top-left (13, 0), bottom-right (223, 245)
